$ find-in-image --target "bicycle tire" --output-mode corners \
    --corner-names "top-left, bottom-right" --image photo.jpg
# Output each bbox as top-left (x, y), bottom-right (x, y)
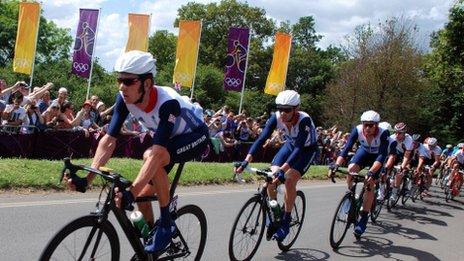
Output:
top-left (370, 197), bottom-right (383, 223)
top-left (329, 193), bottom-right (352, 250)
top-left (39, 215), bottom-right (120, 261)
top-left (159, 204), bottom-right (207, 261)
top-left (228, 195), bottom-right (265, 261)
top-left (277, 190), bottom-right (306, 251)
top-left (445, 186), bottom-right (451, 202)
top-left (401, 181), bottom-right (411, 205)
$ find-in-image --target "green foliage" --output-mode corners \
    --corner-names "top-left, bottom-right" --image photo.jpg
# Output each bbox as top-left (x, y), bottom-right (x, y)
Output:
top-left (423, 1), bottom-right (464, 143)
top-left (0, 1), bottom-right (72, 67)
top-left (324, 18), bottom-right (429, 131)
top-left (176, 0), bottom-right (275, 70)
top-left (148, 30), bottom-right (177, 72)
top-left (0, 158), bottom-right (331, 189)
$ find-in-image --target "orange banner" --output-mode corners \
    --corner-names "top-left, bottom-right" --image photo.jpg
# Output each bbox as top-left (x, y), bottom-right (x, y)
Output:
top-left (264, 32), bottom-right (292, 96)
top-left (173, 20), bottom-right (202, 88)
top-left (125, 13), bottom-right (150, 52)
top-left (13, 2), bottom-right (41, 75)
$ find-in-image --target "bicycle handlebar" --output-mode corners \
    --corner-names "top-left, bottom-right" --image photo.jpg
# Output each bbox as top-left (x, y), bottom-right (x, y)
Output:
top-left (60, 157), bottom-right (132, 190)
top-left (329, 167), bottom-right (363, 184)
top-left (233, 161), bottom-right (274, 182)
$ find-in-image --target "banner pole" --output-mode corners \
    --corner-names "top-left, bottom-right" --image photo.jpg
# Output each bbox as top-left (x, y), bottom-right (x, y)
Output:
top-left (85, 8), bottom-right (101, 100)
top-left (282, 34), bottom-right (292, 91)
top-left (190, 20), bottom-right (202, 99)
top-left (29, 2), bottom-right (42, 89)
top-left (238, 29), bottom-right (251, 114)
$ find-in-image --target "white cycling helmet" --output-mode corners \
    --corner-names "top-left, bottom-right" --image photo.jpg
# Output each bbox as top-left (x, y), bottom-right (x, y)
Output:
top-left (458, 143), bottom-right (464, 148)
top-left (360, 110), bottom-right (380, 123)
top-left (446, 144), bottom-right (453, 149)
top-left (379, 122), bottom-right (392, 132)
top-left (427, 137), bottom-right (438, 146)
top-left (114, 50), bottom-right (157, 77)
top-left (275, 90), bottom-right (300, 108)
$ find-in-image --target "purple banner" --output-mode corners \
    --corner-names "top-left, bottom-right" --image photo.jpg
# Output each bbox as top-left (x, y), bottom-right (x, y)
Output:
top-left (71, 9), bottom-right (99, 78)
top-left (224, 27), bottom-right (250, 91)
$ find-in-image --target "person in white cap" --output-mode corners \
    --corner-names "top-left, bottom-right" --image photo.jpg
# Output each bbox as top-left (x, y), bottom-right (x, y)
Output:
top-left (329, 110), bottom-right (390, 238)
top-left (235, 89), bottom-right (318, 242)
top-left (65, 50), bottom-right (209, 254)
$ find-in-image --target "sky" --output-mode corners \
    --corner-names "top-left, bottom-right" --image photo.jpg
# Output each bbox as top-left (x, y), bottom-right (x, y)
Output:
top-left (41, 0), bottom-right (455, 72)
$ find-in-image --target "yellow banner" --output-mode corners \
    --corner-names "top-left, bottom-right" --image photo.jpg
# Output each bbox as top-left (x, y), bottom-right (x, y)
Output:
top-left (125, 13), bottom-right (150, 52)
top-left (13, 2), bottom-right (40, 75)
top-left (173, 20), bottom-right (202, 88)
top-left (264, 32), bottom-right (292, 96)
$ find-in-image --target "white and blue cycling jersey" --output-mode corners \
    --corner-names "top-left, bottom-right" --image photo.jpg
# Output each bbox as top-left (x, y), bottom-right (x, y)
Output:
top-left (452, 149), bottom-right (464, 165)
top-left (340, 124), bottom-right (390, 163)
top-left (390, 133), bottom-right (413, 155)
top-left (108, 86), bottom-right (206, 147)
top-left (417, 143), bottom-right (442, 160)
top-left (248, 111), bottom-right (317, 170)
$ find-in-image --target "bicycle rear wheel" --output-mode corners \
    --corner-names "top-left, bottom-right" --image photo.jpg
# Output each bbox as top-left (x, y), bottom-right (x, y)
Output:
top-left (158, 204), bottom-right (207, 261)
top-left (228, 195), bottom-right (265, 261)
top-left (277, 190), bottom-right (306, 251)
top-left (329, 193), bottom-right (352, 250)
top-left (39, 215), bottom-right (120, 261)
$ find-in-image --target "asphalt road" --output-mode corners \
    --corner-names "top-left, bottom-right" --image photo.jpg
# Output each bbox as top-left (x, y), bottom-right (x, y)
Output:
top-left (1, 181), bottom-right (463, 260)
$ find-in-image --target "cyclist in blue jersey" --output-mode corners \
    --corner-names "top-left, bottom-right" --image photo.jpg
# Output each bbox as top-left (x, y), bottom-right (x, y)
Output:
top-left (65, 50), bottom-right (209, 253)
top-left (329, 110), bottom-right (390, 237)
top-left (235, 90), bottom-right (318, 242)
top-left (376, 122), bottom-right (397, 201)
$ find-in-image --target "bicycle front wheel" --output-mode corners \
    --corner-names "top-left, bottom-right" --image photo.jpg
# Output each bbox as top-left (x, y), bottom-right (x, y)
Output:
top-left (278, 190), bottom-right (306, 251)
top-left (39, 215), bottom-right (120, 261)
top-left (228, 195), bottom-right (265, 261)
top-left (329, 193), bottom-right (351, 250)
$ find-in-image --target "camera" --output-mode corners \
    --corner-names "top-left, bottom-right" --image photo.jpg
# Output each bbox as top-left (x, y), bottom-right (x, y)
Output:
top-left (19, 83), bottom-right (29, 88)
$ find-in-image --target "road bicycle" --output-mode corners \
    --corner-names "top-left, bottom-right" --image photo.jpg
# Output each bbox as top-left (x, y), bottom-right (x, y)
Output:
top-left (411, 166), bottom-right (430, 202)
top-left (228, 163), bottom-right (306, 261)
top-left (444, 169), bottom-right (463, 202)
top-left (386, 167), bottom-right (413, 210)
top-left (328, 169), bottom-right (379, 249)
top-left (39, 158), bottom-right (207, 261)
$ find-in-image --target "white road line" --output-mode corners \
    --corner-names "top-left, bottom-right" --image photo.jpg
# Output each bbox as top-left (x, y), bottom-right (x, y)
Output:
top-left (0, 183), bottom-right (345, 209)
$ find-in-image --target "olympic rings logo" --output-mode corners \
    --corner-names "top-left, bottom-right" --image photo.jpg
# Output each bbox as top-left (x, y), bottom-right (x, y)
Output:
top-left (268, 82), bottom-right (283, 89)
top-left (224, 77), bottom-right (242, 87)
top-left (174, 72), bottom-right (191, 82)
top-left (73, 62), bottom-right (89, 72)
top-left (14, 58), bottom-right (31, 68)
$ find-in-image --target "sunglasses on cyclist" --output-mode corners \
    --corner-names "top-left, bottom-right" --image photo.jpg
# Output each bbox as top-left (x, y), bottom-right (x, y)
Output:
top-left (363, 123), bottom-right (376, 128)
top-left (117, 77), bottom-right (140, 86)
top-left (277, 107), bottom-right (294, 113)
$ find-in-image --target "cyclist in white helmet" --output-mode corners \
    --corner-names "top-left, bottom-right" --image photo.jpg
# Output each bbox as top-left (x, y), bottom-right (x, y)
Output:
top-left (329, 110), bottom-right (390, 238)
top-left (388, 122), bottom-right (415, 201)
top-left (376, 121), bottom-right (398, 201)
top-left (415, 137), bottom-right (442, 196)
top-left (65, 50), bottom-right (209, 253)
top-left (235, 90), bottom-right (318, 242)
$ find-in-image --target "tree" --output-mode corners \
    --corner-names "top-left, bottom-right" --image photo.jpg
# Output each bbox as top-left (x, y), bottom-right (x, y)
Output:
top-left (148, 30), bottom-right (177, 72)
top-left (423, 1), bottom-right (464, 143)
top-left (0, 1), bottom-right (72, 67)
top-left (176, 0), bottom-right (275, 69)
top-left (324, 18), bottom-right (429, 131)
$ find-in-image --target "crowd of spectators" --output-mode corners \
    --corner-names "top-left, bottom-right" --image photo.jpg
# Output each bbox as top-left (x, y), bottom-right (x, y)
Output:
top-left (0, 79), bottom-right (113, 137)
top-left (1, 79), bottom-right (354, 165)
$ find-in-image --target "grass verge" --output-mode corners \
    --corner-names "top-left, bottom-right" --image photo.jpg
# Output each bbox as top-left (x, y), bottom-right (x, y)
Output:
top-left (0, 158), bottom-right (338, 190)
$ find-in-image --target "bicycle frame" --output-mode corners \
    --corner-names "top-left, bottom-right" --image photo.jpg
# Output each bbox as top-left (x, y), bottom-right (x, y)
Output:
top-left (62, 158), bottom-right (188, 260)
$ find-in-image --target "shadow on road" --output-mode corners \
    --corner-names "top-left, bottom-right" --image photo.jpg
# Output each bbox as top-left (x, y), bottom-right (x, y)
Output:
top-left (334, 235), bottom-right (440, 260)
top-left (274, 248), bottom-right (330, 261)
top-left (369, 220), bottom-right (438, 240)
